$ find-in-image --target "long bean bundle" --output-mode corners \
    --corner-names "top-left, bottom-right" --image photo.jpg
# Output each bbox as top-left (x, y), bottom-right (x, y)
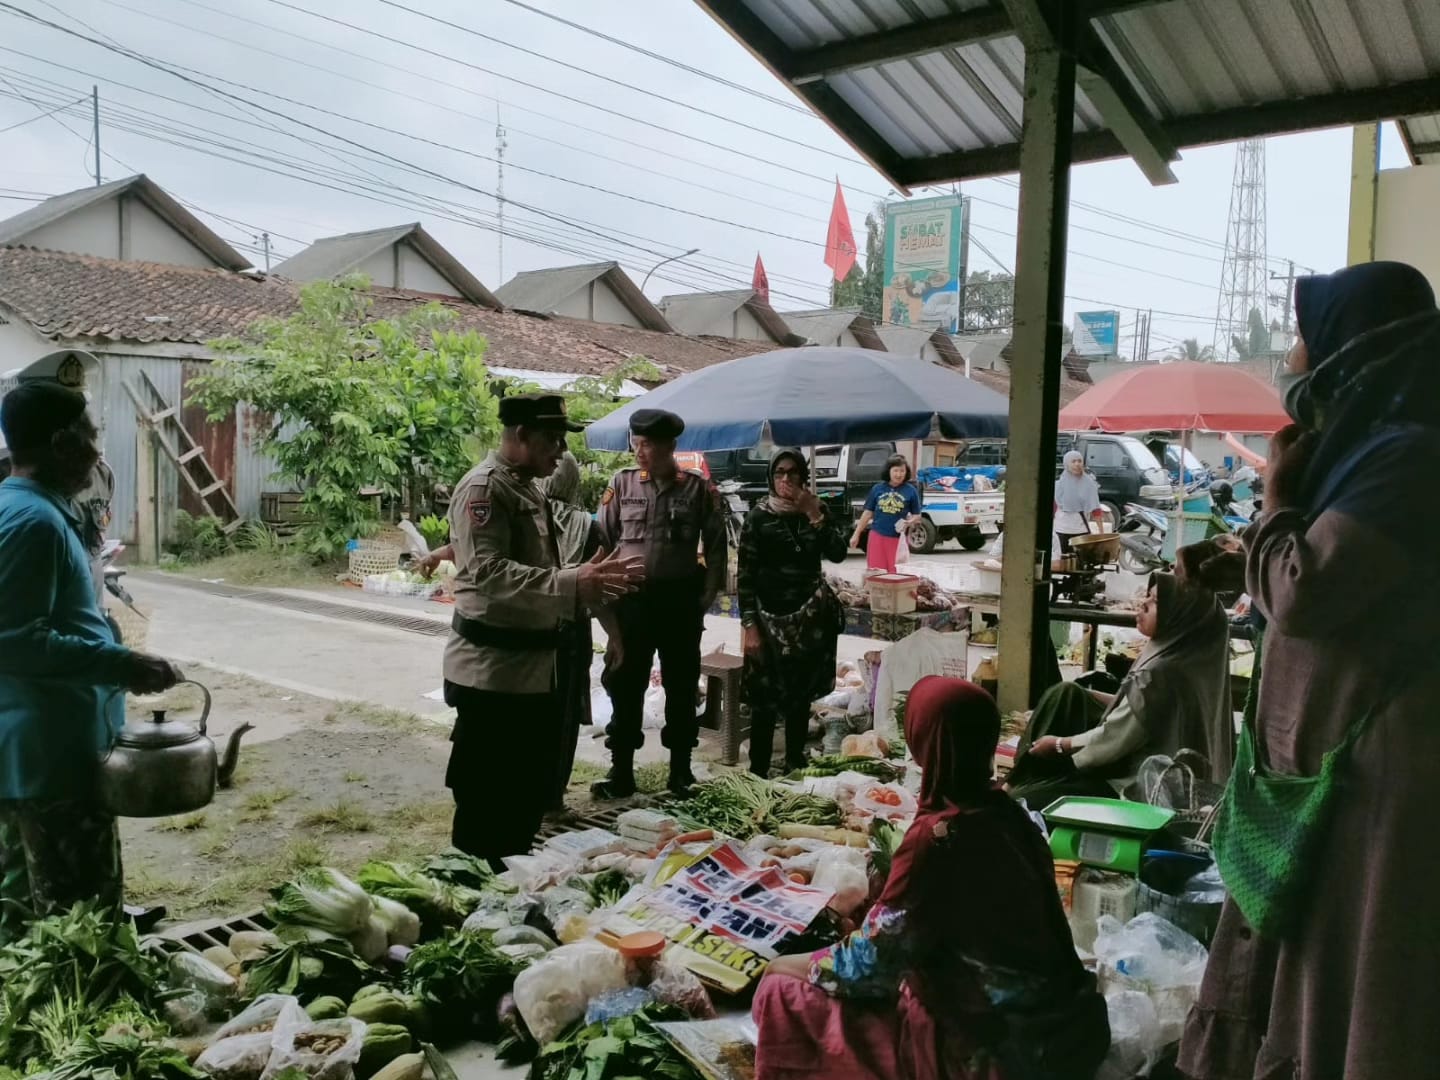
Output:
top-left (670, 772), bottom-right (840, 841)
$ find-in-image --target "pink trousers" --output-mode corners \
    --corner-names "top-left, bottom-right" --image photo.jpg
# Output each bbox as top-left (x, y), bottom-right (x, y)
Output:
top-left (866, 532), bottom-right (901, 574)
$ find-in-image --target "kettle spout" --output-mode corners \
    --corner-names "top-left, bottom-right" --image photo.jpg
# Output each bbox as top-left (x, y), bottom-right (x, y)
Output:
top-left (216, 722), bottom-right (255, 788)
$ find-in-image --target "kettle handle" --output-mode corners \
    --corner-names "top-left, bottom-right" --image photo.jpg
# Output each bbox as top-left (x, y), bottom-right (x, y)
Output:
top-left (176, 679), bottom-right (212, 737)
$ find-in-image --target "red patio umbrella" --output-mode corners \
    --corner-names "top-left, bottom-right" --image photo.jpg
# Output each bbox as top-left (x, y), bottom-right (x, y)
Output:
top-left (1057, 361), bottom-right (1288, 434)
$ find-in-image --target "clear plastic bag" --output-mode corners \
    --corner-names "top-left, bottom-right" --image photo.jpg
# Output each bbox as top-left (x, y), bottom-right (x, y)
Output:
top-left (513, 941), bottom-right (628, 1045)
top-left (214, 995), bottom-right (306, 1041)
top-left (541, 886), bottom-right (595, 930)
top-left (1180, 864), bottom-right (1227, 905)
top-left (1093, 912), bottom-right (1208, 1047)
top-left (259, 1018), bottom-right (365, 1080)
top-left (649, 955), bottom-right (716, 1019)
top-left (195, 1033), bottom-right (274, 1080)
top-left (167, 950), bottom-right (239, 1018)
top-left (161, 989), bottom-right (208, 1036)
top-left (494, 924), bottom-right (559, 951)
top-left (1095, 989), bottom-right (1163, 1080)
top-left (584, 986), bottom-right (653, 1025)
top-left (811, 846), bottom-right (869, 917)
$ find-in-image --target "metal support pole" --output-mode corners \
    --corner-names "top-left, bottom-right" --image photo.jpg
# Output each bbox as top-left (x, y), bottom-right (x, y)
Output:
top-left (996, 2), bottom-right (1076, 713)
top-left (91, 85), bottom-right (101, 186)
top-left (1347, 123), bottom-right (1380, 266)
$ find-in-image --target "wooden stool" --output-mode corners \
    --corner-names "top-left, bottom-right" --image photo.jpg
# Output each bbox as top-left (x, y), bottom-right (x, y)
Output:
top-left (699, 652), bottom-right (747, 765)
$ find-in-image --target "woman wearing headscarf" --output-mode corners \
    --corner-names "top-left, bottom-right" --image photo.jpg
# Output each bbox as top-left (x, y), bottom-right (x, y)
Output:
top-left (851, 454), bottom-right (921, 573)
top-left (1007, 572), bottom-right (1231, 807)
top-left (543, 452), bottom-right (601, 815)
top-left (1179, 261), bottom-right (1440, 1080)
top-left (1053, 450), bottom-right (1102, 552)
top-left (752, 677), bottom-right (1108, 1080)
top-left (738, 449), bottom-right (847, 775)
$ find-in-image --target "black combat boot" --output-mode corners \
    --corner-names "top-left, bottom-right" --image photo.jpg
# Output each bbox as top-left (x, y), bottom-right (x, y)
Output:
top-left (667, 750), bottom-right (696, 797)
top-left (591, 754), bottom-right (637, 800)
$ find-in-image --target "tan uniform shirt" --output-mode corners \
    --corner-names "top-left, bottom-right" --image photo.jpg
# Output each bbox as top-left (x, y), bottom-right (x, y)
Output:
top-left (442, 452), bottom-right (579, 694)
top-left (596, 467), bottom-right (726, 596)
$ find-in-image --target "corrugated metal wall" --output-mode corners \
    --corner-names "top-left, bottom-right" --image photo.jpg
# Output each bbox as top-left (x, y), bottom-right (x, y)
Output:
top-left (96, 352), bottom-right (183, 546)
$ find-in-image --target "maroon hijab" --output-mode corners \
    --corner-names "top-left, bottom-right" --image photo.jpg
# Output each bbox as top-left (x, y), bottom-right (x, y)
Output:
top-left (907, 675), bottom-right (1002, 812)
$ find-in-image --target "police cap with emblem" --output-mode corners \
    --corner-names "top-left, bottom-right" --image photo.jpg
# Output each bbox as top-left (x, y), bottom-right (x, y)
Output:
top-left (3, 349), bottom-right (99, 391)
top-left (629, 408), bottom-right (684, 441)
top-left (498, 392), bottom-right (584, 432)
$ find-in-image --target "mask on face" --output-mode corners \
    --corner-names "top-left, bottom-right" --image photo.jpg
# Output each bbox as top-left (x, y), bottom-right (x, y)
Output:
top-left (1276, 371), bottom-right (1315, 428)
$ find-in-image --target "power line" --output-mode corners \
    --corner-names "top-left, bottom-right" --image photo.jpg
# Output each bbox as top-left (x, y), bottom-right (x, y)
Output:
top-left (0, 89), bottom-right (83, 132)
top-left (492, 0), bottom-right (810, 113)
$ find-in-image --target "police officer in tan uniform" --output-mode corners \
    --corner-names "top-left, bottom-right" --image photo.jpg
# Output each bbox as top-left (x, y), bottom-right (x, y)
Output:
top-left (592, 409), bottom-right (725, 798)
top-left (444, 393), bottom-right (643, 866)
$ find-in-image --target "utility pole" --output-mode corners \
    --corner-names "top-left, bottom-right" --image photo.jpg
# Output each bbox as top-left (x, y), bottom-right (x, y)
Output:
top-left (1268, 258), bottom-right (1296, 379)
top-left (91, 85), bottom-right (101, 186)
top-left (259, 232), bottom-right (272, 273)
top-left (495, 104), bottom-right (507, 282)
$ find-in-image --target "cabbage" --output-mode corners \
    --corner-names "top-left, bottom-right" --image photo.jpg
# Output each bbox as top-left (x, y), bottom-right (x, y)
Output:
top-left (372, 896), bottom-right (422, 948)
top-left (348, 914), bottom-right (389, 962)
top-left (266, 867), bottom-right (373, 935)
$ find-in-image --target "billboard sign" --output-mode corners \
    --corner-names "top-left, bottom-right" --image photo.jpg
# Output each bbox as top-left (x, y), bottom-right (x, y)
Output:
top-left (883, 195), bottom-right (965, 333)
top-left (1073, 310), bottom-right (1121, 356)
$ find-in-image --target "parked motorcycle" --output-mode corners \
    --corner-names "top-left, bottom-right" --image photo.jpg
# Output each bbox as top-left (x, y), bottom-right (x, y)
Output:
top-left (1116, 502), bottom-right (1167, 573)
top-left (99, 540), bottom-right (147, 644)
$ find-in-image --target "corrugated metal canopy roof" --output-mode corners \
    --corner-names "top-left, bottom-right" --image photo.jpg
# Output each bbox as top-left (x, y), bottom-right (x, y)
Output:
top-left (1398, 113), bottom-right (1440, 164)
top-left (696, 0), bottom-right (1440, 189)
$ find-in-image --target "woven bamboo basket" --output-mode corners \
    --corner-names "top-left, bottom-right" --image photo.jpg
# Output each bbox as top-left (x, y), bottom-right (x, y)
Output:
top-left (107, 603), bottom-right (150, 651)
top-left (347, 542), bottom-right (403, 585)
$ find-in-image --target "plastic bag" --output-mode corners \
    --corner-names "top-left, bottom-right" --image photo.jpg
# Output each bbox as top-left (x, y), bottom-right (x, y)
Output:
top-left (214, 995), bottom-right (306, 1041)
top-left (1095, 989), bottom-right (1163, 1080)
top-left (852, 782), bottom-right (918, 821)
top-left (494, 924), bottom-right (559, 951)
top-left (1180, 864), bottom-right (1227, 905)
top-left (167, 950), bottom-right (239, 1018)
top-left (1093, 913), bottom-right (1208, 1047)
top-left (259, 1018), bottom-right (365, 1080)
top-left (161, 989), bottom-right (208, 1036)
top-left (462, 890), bottom-right (518, 934)
top-left (541, 885), bottom-right (595, 930)
top-left (195, 1033), bottom-right (274, 1080)
top-left (513, 941), bottom-right (629, 1045)
top-left (649, 955), bottom-right (716, 1019)
top-left (811, 846), bottom-right (868, 917)
top-left (584, 986), bottom-right (653, 1025)
top-left (896, 533), bottom-right (910, 564)
top-left (642, 685), bottom-right (667, 729)
top-left (504, 849), bottom-right (584, 892)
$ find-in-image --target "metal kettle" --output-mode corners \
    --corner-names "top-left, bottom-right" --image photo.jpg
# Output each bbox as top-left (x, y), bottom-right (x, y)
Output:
top-left (97, 681), bottom-right (253, 818)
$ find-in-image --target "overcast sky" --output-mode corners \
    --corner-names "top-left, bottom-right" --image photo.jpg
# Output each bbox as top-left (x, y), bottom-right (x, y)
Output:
top-left (0, 0), bottom-right (1416, 356)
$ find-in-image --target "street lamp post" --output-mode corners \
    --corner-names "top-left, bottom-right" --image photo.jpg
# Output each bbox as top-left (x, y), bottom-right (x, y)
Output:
top-left (642, 248), bottom-right (701, 292)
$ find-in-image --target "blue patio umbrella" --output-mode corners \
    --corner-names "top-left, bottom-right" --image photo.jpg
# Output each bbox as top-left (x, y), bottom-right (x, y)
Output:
top-left (584, 347), bottom-right (1009, 451)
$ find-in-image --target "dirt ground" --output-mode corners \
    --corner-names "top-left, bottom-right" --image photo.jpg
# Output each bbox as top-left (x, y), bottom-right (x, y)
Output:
top-left (119, 665), bottom-right (678, 924)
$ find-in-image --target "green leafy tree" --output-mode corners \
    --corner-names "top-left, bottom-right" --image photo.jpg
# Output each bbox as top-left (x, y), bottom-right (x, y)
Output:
top-left (962, 270), bottom-right (1015, 331)
top-left (189, 277), bottom-right (500, 556)
top-left (830, 201), bottom-right (885, 319)
top-left (1170, 336), bottom-right (1218, 362)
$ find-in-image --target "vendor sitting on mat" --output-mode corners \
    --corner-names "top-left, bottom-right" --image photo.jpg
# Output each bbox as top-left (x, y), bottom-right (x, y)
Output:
top-left (1007, 572), bottom-right (1233, 807)
top-left (752, 677), bottom-right (1108, 1080)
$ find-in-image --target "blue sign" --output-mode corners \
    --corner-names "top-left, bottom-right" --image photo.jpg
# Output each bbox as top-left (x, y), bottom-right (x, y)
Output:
top-left (1073, 310), bottom-right (1120, 356)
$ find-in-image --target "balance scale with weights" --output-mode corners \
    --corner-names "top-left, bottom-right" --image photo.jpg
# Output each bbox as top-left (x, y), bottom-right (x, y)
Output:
top-left (1043, 797), bottom-right (1176, 875)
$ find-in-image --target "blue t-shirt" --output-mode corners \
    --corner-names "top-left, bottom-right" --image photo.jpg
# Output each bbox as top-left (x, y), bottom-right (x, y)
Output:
top-left (0, 477), bottom-right (128, 800)
top-left (864, 482), bottom-right (921, 538)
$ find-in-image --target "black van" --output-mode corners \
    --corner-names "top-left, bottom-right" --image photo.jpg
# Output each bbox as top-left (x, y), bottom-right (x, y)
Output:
top-left (959, 433), bottom-right (1174, 528)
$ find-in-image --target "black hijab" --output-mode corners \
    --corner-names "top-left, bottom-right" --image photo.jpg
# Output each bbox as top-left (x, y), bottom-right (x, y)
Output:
top-left (1290, 262), bottom-right (1440, 510)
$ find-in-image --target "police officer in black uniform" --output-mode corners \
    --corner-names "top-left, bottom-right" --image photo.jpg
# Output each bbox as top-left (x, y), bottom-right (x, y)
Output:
top-left (593, 410), bottom-right (725, 798)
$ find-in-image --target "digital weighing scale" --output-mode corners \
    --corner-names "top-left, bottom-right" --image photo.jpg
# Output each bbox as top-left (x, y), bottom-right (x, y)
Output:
top-left (1042, 797), bottom-right (1175, 875)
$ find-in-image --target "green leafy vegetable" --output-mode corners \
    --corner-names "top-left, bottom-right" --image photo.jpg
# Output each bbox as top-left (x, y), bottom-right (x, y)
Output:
top-left (869, 817), bottom-right (906, 882)
top-left (669, 772), bottom-right (841, 841)
top-left (357, 862), bottom-right (482, 936)
top-left (583, 869), bottom-right (632, 910)
top-left (786, 756), bottom-right (903, 781)
top-left (528, 1003), bottom-right (699, 1080)
top-left (0, 903), bottom-right (167, 1070)
top-left (243, 937), bottom-right (377, 1004)
top-left (265, 867), bottom-right (373, 936)
top-left (402, 931), bottom-right (526, 1046)
top-left (422, 850), bottom-right (495, 893)
top-left (43, 1031), bottom-right (202, 1080)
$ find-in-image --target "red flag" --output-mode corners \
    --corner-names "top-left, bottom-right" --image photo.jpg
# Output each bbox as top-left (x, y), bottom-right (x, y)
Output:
top-left (751, 253), bottom-right (770, 303)
top-left (824, 179), bottom-right (858, 282)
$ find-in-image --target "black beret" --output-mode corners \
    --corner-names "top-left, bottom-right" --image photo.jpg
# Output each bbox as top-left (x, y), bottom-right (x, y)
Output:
top-left (499, 392), bottom-right (583, 431)
top-left (629, 408), bottom-right (684, 440)
top-left (1, 382), bottom-right (88, 454)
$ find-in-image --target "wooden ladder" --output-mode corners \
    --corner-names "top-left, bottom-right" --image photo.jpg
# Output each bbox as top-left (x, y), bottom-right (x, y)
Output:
top-left (126, 370), bottom-right (243, 534)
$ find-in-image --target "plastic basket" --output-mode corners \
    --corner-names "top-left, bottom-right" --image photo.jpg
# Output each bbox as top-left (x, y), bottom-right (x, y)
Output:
top-left (1069, 868), bottom-right (1137, 951)
top-left (1135, 880), bottom-right (1223, 945)
top-left (1161, 511), bottom-right (1214, 560)
top-left (347, 543), bottom-right (402, 585)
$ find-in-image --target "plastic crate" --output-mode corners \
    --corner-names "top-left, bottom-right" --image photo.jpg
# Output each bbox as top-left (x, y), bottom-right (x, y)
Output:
top-left (1070, 867), bottom-right (1137, 951)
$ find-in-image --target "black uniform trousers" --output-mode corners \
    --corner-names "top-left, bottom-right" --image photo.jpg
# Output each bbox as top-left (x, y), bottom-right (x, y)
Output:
top-left (603, 579), bottom-right (704, 753)
top-left (444, 680), bottom-right (562, 868)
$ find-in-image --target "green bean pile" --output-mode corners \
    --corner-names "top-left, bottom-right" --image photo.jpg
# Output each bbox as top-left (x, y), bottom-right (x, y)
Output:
top-left (670, 771), bottom-right (841, 841)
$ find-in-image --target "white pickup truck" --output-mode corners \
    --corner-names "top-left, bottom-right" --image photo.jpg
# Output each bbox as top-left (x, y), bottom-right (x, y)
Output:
top-left (812, 445), bottom-right (1005, 553)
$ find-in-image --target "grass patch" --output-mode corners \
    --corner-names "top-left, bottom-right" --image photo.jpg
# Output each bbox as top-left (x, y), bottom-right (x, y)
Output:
top-left (568, 761), bottom-right (606, 787)
top-left (281, 838), bottom-right (330, 871)
top-left (635, 763), bottom-right (670, 796)
top-left (241, 787), bottom-right (295, 822)
top-left (323, 701), bottom-right (432, 734)
top-left (387, 800), bottom-right (452, 830)
top-left (299, 799), bottom-right (374, 834)
top-left (196, 830), bottom-right (235, 858)
top-left (167, 550), bottom-right (341, 590)
top-left (154, 812), bottom-right (208, 833)
top-left (126, 869), bottom-right (198, 905)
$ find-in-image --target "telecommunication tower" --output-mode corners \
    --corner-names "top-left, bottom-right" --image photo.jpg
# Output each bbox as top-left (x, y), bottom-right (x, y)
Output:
top-left (1213, 138), bottom-right (1269, 360)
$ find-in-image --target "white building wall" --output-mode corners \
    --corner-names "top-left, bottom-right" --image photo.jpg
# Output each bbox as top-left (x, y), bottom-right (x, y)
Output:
top-left (397, 246), bottom-right (459, 297)
top-left (19, 198), bottom-right (217, 267)
top-left (124, 200), bottom-right (218, 268)
top-left (356, 249), bottom-right (397, 288)
top-left (550, 291), bottom-right (590, 319)
top-left (1375, 163), bottom-right (1440, 295)
top-left (21, 200), bottom-right (121, 259)
top-left (731, 306), bottom-right (767, 341)
top-left (590, 282), bottom-right (641, 327)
